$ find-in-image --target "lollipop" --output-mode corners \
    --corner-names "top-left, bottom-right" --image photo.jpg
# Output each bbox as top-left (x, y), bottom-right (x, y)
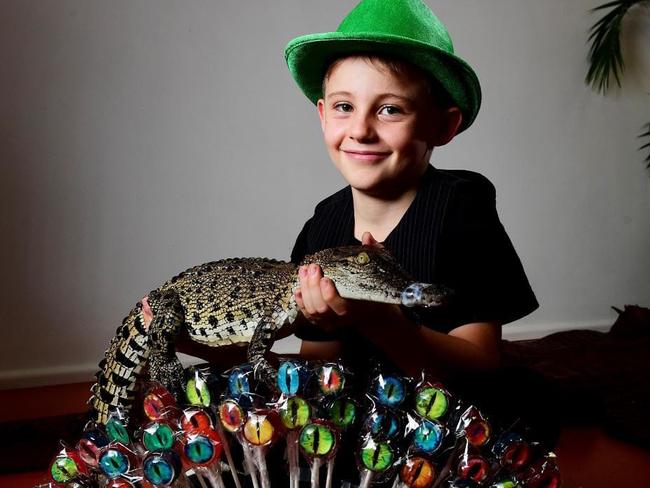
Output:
top-left (278, 395), bottom-right (312, 488)
top-left (49, 444), bottom-right (91, 486)
top-left (399, 456), bottom-right (438, 488)
top-left (181, 428), bottom-right (225, 488)
top-left (242, 410), bottom-right (278, 488)
top-left (299, 420), bottom-right (339, 488)
top-left (76, 425), bottom-right (109, 469)
top-left (142, 450), bottom-right (183, 486)
top-left (358, 436), bottom-right (396, 488)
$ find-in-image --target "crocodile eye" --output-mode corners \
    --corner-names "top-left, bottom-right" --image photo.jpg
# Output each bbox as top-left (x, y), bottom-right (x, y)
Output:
top-left (356, 252), bottom-right (370, 265)
top-left (367, 411), bottom-right (400, 439)
top-left (181, 408), bottom-right (213, 433)
top-left (143, 422), bottom-right (175, 451)
top-left (143, 451), bottom-right (180, 486)
top-left (50, 455), bottom-right (79, 483)
top-left (299, 423), bottom-right (336, 457)
top-left (184, 435), bottom-right (218, 465)
top-left (360, 438), bottom-right (394, 472)
top-left (373, 374), bottom-right (406, 407)
top-left (228, 368), bottom-right (251, 397)
top-left (400, 456), bottom-right (436, 488)
top-left (413, 420), bottom-right (443, 453)
top-left (186, 374), bottom-right (211, 407)
top-left (218, 400), bottom-right (244, 433)
top-left (99, 448), bottom-right (130, 478)
top-left (415, 386), bottom-right (448, 420)
top-left (279, 396), bottom-right (311, 430)
top-left (107, 479), bottom-right (137, 488)
top-left (243, 413), bottom-right (275, 446)
top-left (318, 364), bottom-right (345, 395)
top-left (277, 361), bottom-right (303, 395)
top-left (328, 397), bottom-right (356, 429)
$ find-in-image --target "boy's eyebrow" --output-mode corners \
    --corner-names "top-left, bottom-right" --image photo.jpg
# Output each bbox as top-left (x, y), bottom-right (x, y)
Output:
top-left (326, 91), bottom-right (417, 104)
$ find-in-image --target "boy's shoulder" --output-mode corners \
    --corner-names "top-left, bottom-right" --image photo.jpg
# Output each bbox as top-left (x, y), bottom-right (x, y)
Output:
top-left (433, 167), bottom-right (496, 200)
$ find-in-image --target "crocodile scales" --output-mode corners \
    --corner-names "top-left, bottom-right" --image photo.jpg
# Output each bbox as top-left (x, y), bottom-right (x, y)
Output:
top-left (90, 245), bottom-right (448, 424)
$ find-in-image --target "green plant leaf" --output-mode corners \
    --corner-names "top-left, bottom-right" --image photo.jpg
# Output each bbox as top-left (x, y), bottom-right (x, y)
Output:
top-left (585, 0), bottom-right (641, 94)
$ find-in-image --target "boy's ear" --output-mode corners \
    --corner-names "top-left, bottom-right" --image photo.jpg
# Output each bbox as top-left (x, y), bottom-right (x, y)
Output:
top-left (317, 99), bottom-right (326, 132)
top-left (430, 106), bottom-right (463, 147)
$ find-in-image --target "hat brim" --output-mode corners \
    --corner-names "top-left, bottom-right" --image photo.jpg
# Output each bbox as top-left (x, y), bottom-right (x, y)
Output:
top-left (285, 32), bottom-right (481, 132)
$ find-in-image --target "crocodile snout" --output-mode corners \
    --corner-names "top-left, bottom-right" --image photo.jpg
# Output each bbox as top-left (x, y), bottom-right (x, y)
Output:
top-left (401, 283), bottom-right (450, 308)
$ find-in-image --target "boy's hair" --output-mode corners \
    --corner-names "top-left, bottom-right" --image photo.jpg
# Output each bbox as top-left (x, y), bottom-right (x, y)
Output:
top-left (321, 54), bottom-right (455, 110)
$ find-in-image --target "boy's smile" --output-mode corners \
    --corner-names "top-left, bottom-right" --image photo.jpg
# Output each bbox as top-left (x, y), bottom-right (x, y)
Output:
top-left (317, 56), bottom-right (451, 199)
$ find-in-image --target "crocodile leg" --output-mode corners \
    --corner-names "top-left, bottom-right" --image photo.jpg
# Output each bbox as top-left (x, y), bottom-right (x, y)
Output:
top-left (247, 316), bottom-right (277, 389)
top-left (147, 289), bottom-right (186, 400)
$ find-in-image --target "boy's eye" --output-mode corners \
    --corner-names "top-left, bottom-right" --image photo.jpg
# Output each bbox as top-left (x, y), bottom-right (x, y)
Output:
top-left (378, 105), bottom-right (402, 116)
top-left (334, 102), bottom-right (353, 112)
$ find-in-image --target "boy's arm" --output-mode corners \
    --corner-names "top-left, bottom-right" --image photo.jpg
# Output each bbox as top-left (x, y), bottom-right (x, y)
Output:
top-left (295, 265), bottom-right (500, 378)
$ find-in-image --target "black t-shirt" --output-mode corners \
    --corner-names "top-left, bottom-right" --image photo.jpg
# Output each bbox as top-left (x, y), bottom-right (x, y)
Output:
top-left (290, 165), bottom-right (538, 364)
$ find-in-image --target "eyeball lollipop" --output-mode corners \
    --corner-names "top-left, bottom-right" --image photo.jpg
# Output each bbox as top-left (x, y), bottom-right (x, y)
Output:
top-left (318, 363), bottom-right (346, 395)
top-left (181, 408), bottom-right (214, 434)
top-left (412, 420), bottom-right (444, 454)
top-left (492, 433), bottom-right (531, 471)
top-left (277, 360), bottom-right (309, 396)
top-left (76, 427), bottom-right (109, 468)
top-left (300, 421), bottom-right (338, 488)
top-left (327, 397), bottom-right (357, 430)
top-left (98, 445), bottom-right (133, 479)
top-left (186, 369), bottom-right (212, 407)
top-left (143, 450), bottom-right (182, 486)
top-left (414, 385), bottom-right (449, 421)
top-left (50, 448), bottom-right (88, 485)
top-left (105, 412), bottom-right (130, 445)
top-left (279, 396), bottom-right (311, 431)
top-left (143, 383), bottom-right (177, 421)
top-left (400, 456), bottom-right (437, 488)
top-left (142, 421), bottom-right (176, 452)
top-left (358, 437), bottom-right (395, 488)
top-left (219, 399), bottom-right (245, 433)
top-left (457, 455), bottom-right (490, 484)
top-left (365, 410), bottom-right (401, 440)
top-left (372, 373), bottom-right (406, 408)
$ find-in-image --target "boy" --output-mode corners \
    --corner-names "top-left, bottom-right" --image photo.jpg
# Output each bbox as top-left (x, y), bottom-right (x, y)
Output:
top-left (285, 0), bottom-right (538, 379)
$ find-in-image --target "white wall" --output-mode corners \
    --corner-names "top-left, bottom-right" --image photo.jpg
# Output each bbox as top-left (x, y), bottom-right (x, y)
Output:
top-left (1, 0), bottom-right (648, 388)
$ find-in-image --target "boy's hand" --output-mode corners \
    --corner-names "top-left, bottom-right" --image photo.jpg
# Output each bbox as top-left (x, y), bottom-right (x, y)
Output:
top-left (294, 232), bottom-right (387, 331)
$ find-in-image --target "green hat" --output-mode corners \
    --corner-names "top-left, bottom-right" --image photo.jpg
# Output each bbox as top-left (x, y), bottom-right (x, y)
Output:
top-left (284, 0), bottom-right (481, 132)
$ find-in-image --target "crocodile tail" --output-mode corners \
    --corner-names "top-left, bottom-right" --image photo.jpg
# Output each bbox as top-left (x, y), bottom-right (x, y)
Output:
top-left (89, 302), bottom-right (151, 424)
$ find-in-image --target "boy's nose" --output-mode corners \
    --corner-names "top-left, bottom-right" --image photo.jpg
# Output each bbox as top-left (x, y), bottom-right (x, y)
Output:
top-left (348, 113), bottom-right (377, 142)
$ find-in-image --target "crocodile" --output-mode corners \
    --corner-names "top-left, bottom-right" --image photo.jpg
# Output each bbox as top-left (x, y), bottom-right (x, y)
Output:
top-left (90, 245), bottom-right (449, 424)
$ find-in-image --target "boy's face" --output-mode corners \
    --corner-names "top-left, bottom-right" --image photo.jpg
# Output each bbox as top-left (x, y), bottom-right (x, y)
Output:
top-left (317, 56), bottom-right (459, 198)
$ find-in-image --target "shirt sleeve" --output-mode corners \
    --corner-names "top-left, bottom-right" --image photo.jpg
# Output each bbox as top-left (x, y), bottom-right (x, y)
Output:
top-left (433, 176), bottom-right (539, 329)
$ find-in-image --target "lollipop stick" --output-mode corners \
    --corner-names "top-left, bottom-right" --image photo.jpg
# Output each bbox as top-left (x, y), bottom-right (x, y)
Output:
top-left (359, 469), bottom-right (374, 488)
top-left (242, 443), bottom-right (261, 488)
top-left (325, 458), bottom-right (335, 488)
top-left (213, 421), bottom-right (243, 488)
top-left (311, 457), bottom-right (322, 488)
top-left (198, 465), bottom-right (226, 488)
top-left (286, 432), bottom-right (299, 488)
top-left (255, 448), bottom-right (271, 488)
top-left (193, 470), bottom-right (210, 488)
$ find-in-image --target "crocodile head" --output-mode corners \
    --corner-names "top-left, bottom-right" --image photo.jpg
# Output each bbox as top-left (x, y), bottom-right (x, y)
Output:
top-left (303, 245), bottom-right (450, 308)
